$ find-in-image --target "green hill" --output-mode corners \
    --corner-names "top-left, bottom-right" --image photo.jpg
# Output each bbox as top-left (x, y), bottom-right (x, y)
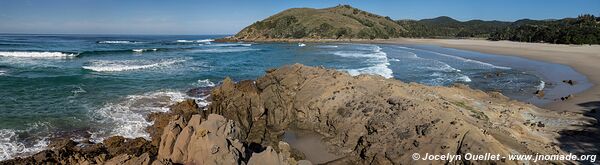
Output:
top-left (396, 16), bottom-right (512, 38)
top-left (233, 5), bottom-right (600, 44)
top-left (489, 14), bottom-right (600, 44)
top-left (234, 5), bottom-right (406, 40)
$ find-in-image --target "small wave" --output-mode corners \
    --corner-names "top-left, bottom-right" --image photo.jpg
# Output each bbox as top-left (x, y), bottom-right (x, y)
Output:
top-left (332, 51), bottom-right (387, 60)
top-left (394, 45), bottom-right (417, 51)
top-left (402, 47), bottom-right (511, 70)
top-left (0, 51), bottom-right (77, 58)
top-left (421, 64), bottom-right (461, 73)
top-left (335, 45), bottom-right (394, 78)
top-left (536, 80), bottom-right (545, 91)
top-left (345, 63), bottom-right (393, 79)
top-left (82, 59), bottom-right (185, 72)
top-left (176, 39), bottom-right (214, 43)
top-left (195, 79), bottom-right (216, 87)
top-left (458, 75), bottom-right (472, 82)
top-left (0, 70), bottom-right (6, 76)
top-left (192, 47), bottom-right (259, 53)
top-left (389, 58), bottom-right (400, 62)
top-left (206, 43), bottom-right (252, 47)
top-left (132, 48), bottom-right (158, 53)
top-left (90, 90), bottom-right (209, 141)
top-left (97, 40), bottom-right (141, 44)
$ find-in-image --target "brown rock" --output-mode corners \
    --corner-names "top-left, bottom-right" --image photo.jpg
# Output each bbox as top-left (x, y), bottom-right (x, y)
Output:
top-left (534, 90), bottom-right (545, 97)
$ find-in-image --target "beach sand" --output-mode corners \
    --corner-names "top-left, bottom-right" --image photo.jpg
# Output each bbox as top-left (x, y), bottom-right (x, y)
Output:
top-left (373, 38), bottom-right (600, 114)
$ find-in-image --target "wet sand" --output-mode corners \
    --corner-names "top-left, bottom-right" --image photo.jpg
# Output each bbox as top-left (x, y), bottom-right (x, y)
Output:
top-left (373, 38), bottom-right (600, 113)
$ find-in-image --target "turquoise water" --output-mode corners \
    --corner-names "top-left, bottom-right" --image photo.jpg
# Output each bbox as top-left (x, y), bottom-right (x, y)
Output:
top-left (0, 34), bottom-right (577, 160)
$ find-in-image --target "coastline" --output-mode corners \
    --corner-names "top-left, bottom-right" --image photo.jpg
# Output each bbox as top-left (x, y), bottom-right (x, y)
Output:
top-left (235, 37), bottom-right (599, 113)
top-left (369, 38), bottom-right (600, 113)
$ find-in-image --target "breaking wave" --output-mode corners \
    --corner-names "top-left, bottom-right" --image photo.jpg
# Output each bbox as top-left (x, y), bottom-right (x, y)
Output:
top-left (132, 48), bottom-right (158, 53)
top-left (195, 79), bottom-right (216, 87)
top-left (176, 39), bottom-right (214, 43)
top-left (90, 90), bottom-right (210, 142)
top-left (82, 59), bottom-right (186, 72)
top-left (335, 45), bottom-right (393, 79)
top-left (0, 122), bottom-right (52, 161)
top-left (536, 80), bottom-right (545, 91)
top-left (0, 51), bottom-right (77, 58)
top-left (97, 40), bottom-right (142, 44)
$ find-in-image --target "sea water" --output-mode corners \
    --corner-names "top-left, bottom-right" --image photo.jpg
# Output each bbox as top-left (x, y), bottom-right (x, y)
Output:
top-left (0, 34), bottom-right (587, 160)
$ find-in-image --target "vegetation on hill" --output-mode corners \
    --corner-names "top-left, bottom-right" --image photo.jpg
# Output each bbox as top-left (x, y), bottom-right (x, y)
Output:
top-left (234, 5), bottom-right (406, 40)
top-left (397, 16), bottom-right (512, 38)
top-left (489, 14), bottom-right (600, 44)
top-left (234, 5), bottom-right (600, 44)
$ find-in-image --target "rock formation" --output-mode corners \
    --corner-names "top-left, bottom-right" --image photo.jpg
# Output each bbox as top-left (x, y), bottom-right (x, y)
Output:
top-left (1, 64), bottom-right (587, 165)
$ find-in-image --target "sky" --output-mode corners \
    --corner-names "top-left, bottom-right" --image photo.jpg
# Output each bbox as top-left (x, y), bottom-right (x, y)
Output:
top-left (0, 0), bottom-right (598, 35)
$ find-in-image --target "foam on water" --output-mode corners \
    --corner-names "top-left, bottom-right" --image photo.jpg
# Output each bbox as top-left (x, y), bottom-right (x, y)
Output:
top-left (195, 79), bottom-right (216, 87)
top-left (335, 45), bottom-right (393, 78)
top-left (459, 75), bottom-right (472, 82)
top-left (536, 80), bottom-right (545, 91)
top-left (176, 39), bottom-right (214, 43)
top-left (397, 46), bottom-right (511, 70)
top-left (316, 45), bottom-right (339, 48)
top-left (0, 51), bottom-right (77, 58)
top-left (82, 59), bottom-right (186, 72)
top-left (191, 47), bottom-right (259, 53)
top-left (90, 90), bottom-right (210, 142)
top-left (0, 70), bottom-right (6, 76)
top-left (132, 48), bottom-right (158, 53)
top-left (98, 40), bottom-right (141, 44)
top-left (0, 123), bottom-right (51, 161)
top-left (206, 43), bottom-right (252, 47)
top-left (345, 63), bottom-right (394, 79)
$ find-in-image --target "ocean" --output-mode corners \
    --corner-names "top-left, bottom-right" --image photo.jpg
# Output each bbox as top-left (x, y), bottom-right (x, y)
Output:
top-left (0, 34), bottom-right (587, 160)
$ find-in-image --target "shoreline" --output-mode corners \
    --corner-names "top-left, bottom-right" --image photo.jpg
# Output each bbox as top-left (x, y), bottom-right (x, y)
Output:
top-left (368, 38), bottom-right (600, 113)
top-left (235, 37), bottom-right (598, 113)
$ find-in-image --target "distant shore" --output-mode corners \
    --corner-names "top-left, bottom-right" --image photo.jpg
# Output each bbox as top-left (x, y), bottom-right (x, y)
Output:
top-left (370, 38), bottom-right (600, 114)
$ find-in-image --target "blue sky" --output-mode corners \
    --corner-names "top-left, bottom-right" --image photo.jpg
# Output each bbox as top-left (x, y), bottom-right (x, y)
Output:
top-left (0, 0), bottom-right (598, 35)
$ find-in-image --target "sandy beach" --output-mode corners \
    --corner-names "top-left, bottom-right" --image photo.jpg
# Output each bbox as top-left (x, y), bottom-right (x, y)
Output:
top-left (372, 38), bottom-right (600, 114)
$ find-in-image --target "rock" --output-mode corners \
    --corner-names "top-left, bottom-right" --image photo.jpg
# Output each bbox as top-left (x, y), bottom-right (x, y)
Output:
top-left (248, 146), bottom-right (284, 165)
top-left (2, 64), bottom-right (579, 165)
top-left (204, 64), bottom-right (573, 164)
top-left (534, 90), bottom-right (545, 97)
top-left (297, 160), bottom-right (313, 165)
top-left (147, 99), bottom-right (200, 146)
top-left (157, 114), bottom-right (246, 164)
top-left (562, 79), bottom-right (576, 85)
top-left (561, 94), bottom-right (575, 101)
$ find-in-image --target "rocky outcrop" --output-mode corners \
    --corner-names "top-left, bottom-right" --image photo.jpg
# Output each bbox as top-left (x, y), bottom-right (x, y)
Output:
top-left (203, 64), bottom-right (583, 164)
top-left (2, 64), bottom-right (586, 165)
top-left (157, 114), bottom-right (245, 164)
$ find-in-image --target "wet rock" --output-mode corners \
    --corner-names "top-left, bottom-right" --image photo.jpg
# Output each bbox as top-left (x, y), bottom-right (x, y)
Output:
top-left (561, 94), bottom-right (575, 101)
top-left (534, 90), bottom-right (545, 98)
top-left (562, 79), bottom-right (576, 85)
